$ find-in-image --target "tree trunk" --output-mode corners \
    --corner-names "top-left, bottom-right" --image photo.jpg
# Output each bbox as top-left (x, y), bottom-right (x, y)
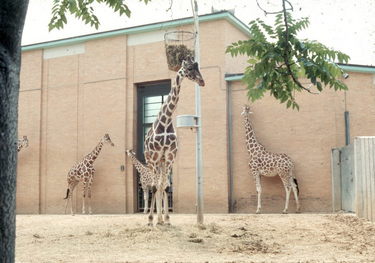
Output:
top-left (0, 1), bottom-right (29, 261)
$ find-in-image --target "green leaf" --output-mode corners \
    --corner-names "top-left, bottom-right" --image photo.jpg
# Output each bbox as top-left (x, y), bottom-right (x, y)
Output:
top-left (227, 8), bottom-right (350, 110)
top-left (49, 0), bottom-right (149, 30)
top-left (286, 100), bottom-right (292, 108)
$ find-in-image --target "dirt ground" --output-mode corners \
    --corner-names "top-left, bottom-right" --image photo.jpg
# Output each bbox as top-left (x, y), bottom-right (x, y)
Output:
top-left (16, 213), bottom-right (375, 263)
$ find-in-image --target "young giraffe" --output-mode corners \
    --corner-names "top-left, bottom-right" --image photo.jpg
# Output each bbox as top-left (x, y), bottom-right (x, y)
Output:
top-left (17, 135), bottom-right (29, 152)
top-left (126, 149), bottom-right (168, 214)
top-left (64, 133), bottom-right (114, 215)
top-left (144, 56), bottom-right (205, 225)
top-left (241, 105), bottom-right (300, 214)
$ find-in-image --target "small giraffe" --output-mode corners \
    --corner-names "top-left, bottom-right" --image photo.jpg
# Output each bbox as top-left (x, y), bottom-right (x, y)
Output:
top-left (144, 56), bottom-right (205, 225)
top-left (126, 149), bottom-right (169, 214)
top-left (241, 105), bottom-right (300, 214)
top-left (126, 149), bottom-right (168, 214)
top-left (17, 136), bottom-right (29, 152)
top-left (64, 133), bottom-right (115, 215)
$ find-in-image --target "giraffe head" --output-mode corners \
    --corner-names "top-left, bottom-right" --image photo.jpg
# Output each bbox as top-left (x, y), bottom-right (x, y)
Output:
top-left (125, 149), bottom-right (135, 156)
top-left (180, 56), bottom-right (205, 86)
top-left (102, 133), bottom-right (115, 146)
top-left (22, 135), bottom-right (29, 148)
top-left (241, 105), bottom-right (253, 116)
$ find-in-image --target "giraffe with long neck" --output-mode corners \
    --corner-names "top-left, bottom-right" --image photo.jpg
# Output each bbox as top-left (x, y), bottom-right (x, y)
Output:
top-left (144, 56), bottom-right (205, 225)
top-left (126, 149), bottom-right (167, 214)
top-left (242, 105), bottom-right (300, 214)
top-left (64, 133), bottom-right (115, 215)
top-left (17, 136), bottom-right (29, 152)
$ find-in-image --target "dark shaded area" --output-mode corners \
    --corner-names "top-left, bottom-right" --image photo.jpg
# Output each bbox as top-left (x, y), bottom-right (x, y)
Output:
top-left (0, 1), bottom-right (29, 261)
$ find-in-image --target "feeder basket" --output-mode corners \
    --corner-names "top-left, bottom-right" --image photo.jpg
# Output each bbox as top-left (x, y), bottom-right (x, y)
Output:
top-left (164, 31), bottom-right (195, 72)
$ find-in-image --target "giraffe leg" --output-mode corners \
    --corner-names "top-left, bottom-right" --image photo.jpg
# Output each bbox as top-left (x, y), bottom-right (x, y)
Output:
top-left (155, 188), bottom-right (164, 225)
top-left (64, 198), bottom-right (69, 214)
top-left (82, 181), bottom-right (88, 214)
top-left (281, 176), bottom-right (292, 214)
top-left (155, 161), bottom-right (168, 225)
top-left (147, 161), bottom-right (160, 226)
top-left (253, 171), bottom-right (262, 214)
top-left (163, 165), bottom-right (176, 225)
top-left (162, 190), bottom-right (170, 225)
top-left (65, 182), bottom-right (78, 216)
top-left (148, 186), bottom-right (157, 226)
top-left (290, 176), bottom-right (301, 213)
top-left (163, 155), bottom-right (174, 225)
top-left (64, 187), bottom-right (71, 214)
top-left (143, 187), bottom-right (149, 214)
top-left (87, 183), bottom-right (93, 215)
top-left (70, 189), bottom-right (75, 216)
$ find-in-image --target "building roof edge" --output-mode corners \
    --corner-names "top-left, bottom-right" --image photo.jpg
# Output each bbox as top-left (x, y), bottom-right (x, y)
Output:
top-left (22, 11), bottom-right (250, 52)
top-left (225, 64), bottom-right (375, 82)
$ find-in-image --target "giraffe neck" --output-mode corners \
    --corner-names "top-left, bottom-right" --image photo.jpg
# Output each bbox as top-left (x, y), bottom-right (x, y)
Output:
top-left (87, 141), bottom-right (104, 162)
top-left (127, 152), bottom-right (147, 174)
top-left (155, 71), bottom-right (184, 125)
top-left (243, 113), bottom-right (265, 153)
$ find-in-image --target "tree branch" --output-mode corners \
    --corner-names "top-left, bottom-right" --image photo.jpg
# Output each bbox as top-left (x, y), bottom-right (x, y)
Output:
top-left (166, 0), bottom-right (173, 12)
top-left (256, 0), bottom-right (293, 15)
top-left (281, 0), bottom-right (318, 94)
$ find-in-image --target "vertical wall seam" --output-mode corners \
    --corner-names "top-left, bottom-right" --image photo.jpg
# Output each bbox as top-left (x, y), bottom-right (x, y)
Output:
top-left (75, 52), bottom-right (80, 211)
top-left (77, 54), bottom-right (80, 162)
top-left (226, 81), bottom-right (233, 213)
top-left (44, 57), bottom-right (49, 213)
top-left (38, 51), bottom-right (44, 214)
top-left (124, 36), bottom-right (128, 213)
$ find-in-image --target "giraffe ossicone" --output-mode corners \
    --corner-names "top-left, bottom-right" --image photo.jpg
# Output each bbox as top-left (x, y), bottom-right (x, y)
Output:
top-left (242, 105), bottom-right (300, 214)
top-left (143, 57), bottom-right (205, 226)
top-left (64, 133), bottom-right (115, 215)
top-left (17, 135), bottom-right (29, 152)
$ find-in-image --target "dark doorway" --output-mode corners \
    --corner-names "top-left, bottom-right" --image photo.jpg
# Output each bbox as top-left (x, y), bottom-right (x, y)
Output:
top-left (136, 81), bottom-right (173, 212)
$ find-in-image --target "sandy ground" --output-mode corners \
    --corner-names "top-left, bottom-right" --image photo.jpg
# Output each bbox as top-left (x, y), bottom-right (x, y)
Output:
top-left (16, 213), bottom-right (375, 263)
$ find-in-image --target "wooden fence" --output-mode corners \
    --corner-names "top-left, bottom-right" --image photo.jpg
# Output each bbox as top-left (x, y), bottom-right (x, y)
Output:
top-left (331, 136), bottom-right (375, 222)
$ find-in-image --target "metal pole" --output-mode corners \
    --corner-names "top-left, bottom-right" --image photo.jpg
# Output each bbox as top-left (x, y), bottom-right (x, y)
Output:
top-left (345, 111), bottom-right (350, 145)
top-left (191, 0), bottom-right (204, 225)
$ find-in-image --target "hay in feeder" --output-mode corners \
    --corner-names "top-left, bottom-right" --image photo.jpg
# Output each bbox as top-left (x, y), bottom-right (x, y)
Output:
top-left (165, 44), bottom-right (194, 72)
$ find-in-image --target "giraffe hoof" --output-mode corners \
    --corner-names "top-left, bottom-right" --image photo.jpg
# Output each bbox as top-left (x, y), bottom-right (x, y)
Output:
top-left (282, 211), bottom-right (288, 214)
top-left (256, 210), bottom-right (261, 214)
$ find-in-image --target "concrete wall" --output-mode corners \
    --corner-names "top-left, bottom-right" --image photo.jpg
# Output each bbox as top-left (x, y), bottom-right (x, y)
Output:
top-left (17, 16), bottom-right (375, 214)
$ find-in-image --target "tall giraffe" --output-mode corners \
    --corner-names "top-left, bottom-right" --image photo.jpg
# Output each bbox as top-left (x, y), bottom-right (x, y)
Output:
top-left (64, 133), bottom-right (115, 215)
top-left (126, 149), bottom-right (168, 214)
top-left (144, 56), bottom-right (205, 225)
top-left (17, 135), bottom-right (29, 152)
top-left (241, 105), bottom-right (300, 214)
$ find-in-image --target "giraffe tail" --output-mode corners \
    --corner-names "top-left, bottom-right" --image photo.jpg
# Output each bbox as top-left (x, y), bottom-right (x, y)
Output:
top-left (293, 178), bottom-right (299, 196)
top-left (64, 188), bottom-right (70, 200)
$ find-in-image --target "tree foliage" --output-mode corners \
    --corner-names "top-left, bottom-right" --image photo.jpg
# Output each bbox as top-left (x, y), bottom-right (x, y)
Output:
top-left (49, 0), bottom-right (151, 31)
top-left (226, 4), bottom-right (350, 110)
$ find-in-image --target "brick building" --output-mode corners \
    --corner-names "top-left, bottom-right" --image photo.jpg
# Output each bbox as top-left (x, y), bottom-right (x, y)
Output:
top-left (17, 11), bottom-right (375, 214)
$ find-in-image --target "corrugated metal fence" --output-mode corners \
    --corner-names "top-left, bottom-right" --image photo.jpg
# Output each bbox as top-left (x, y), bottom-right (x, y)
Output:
top-left (331, 137), bottom-right (375, 222)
